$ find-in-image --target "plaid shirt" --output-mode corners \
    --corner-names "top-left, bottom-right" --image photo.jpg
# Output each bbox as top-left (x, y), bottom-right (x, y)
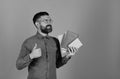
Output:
top-left (16, 32), bottom-right (71, 79)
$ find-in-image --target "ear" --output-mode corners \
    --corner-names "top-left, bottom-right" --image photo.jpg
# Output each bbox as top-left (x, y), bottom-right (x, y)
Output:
top-left (35, 22), bottom-right (39, 26)
top-left (35, 22), bottom-right (40, 28)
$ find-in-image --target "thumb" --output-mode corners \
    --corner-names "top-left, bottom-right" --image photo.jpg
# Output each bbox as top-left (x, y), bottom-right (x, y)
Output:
top-left (33, 43), bottom-right (37, 50)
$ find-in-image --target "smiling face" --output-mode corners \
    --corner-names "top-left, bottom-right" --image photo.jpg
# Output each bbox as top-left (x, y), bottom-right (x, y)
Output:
top-left (35, 15), bottom-right (53, 34)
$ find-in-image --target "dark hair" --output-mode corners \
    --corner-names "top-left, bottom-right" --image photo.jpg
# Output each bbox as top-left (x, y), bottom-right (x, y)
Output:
top-left (33, 11), bottom-right (49, 25)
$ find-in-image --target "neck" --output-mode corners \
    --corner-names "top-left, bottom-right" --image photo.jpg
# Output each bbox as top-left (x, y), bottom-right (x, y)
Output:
top-left (37, 30), bottom-right (48, 36)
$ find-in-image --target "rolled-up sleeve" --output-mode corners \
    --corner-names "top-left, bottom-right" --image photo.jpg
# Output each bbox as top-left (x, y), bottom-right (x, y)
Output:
top-left (16, 40), bottom-right (32, 70)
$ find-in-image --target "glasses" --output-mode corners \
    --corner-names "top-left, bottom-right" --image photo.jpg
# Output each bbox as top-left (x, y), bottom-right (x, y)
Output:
top-left (40, 18), bottom-right (53, 23)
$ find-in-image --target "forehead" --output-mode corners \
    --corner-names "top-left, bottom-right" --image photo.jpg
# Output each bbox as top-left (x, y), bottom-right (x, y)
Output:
top-left (39, 15), bottom-right (51, 20)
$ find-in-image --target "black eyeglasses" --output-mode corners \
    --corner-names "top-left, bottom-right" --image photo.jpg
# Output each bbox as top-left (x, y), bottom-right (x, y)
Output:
top-left (40, 18), bottom-right (53, 23)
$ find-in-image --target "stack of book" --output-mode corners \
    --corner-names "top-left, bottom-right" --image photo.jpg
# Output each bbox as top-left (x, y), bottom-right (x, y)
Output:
top-left (57, 30), bottom-right (83, 56)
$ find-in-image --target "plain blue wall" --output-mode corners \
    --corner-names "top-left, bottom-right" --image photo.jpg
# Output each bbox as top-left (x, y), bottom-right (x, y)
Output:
top-left (0, 0), bottom-right (120, 79)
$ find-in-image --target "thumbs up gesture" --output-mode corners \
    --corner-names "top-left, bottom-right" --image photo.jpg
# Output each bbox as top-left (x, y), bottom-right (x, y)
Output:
top-left (29, 43), bottom-right (42, 59)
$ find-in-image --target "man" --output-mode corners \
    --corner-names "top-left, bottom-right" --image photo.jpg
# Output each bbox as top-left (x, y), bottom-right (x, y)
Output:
top-left (16, 12), bottom-right (78, 79)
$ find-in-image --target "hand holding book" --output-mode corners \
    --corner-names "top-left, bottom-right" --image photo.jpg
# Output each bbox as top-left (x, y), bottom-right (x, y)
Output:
top-left (66, 46), bottom-right (79, 58)
top-left (57, 30), bottom-right (83, 57)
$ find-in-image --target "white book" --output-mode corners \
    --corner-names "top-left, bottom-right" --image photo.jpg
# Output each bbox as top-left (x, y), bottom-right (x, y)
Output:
top-left (68, 38), bottom-right (83, 49)
top-left (68, 38), bottom-right (83, 55)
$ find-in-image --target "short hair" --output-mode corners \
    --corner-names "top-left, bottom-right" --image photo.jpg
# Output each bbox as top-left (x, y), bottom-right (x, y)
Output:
top-left (33, 11), bottom-right (49, 25)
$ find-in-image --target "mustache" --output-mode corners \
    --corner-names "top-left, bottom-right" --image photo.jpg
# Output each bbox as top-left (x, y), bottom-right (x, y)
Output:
top-left (40, 24), bottom-right (52, 34)
top-left (46, 24), bottom-right (52, 29)
top-left (46, 24), bottom-right (52, 27)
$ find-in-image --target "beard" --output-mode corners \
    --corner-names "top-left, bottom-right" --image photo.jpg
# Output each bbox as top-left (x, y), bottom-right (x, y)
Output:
top-left (40, 24), bottom-right (52, 34)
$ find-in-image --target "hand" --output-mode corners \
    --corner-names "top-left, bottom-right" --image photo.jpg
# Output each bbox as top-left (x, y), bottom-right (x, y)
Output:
top-left (29, 43), bottom-right (42, 59)
top-left (66, 47), bottom-right (78, 57)
top-left (61, 48), bottom-right (68, 57)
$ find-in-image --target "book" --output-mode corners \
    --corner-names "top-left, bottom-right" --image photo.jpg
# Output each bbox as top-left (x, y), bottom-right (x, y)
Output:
top-left (60, 30), bottom-right (79, 49)
top-left (57, 30), bottom-right (83, 56)
top-left (68, 38), bottom-right (83, 49)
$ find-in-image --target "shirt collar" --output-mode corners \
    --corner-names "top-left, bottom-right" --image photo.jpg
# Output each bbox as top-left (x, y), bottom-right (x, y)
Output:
top-left (36, 31), bottom-right (50, 39)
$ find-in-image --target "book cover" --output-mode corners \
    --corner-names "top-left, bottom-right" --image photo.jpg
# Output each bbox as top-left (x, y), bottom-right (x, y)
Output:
top-left (57, 30), bottom-right (83, 56)
top-left (61, 30), bottom-right (79, 49)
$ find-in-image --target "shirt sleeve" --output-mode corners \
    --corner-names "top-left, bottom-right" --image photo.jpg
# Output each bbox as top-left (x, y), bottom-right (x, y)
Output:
top-left (53, 37), bottom-right (71, 68)
top-left (16, 40), bottom-right (32, 70)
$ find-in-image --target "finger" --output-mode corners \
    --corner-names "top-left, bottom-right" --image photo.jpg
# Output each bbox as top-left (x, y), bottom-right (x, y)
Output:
top-left (73, 47), bottom-right (76, 53)
top-left (70, 47), bottom-right (74, 53)
top-left (69, 47), bottom-right (75, 55)
top-left (68, 47), bottom-right (72, 53)
top-left (67, 47), bottom-right (71, 54)
top-left (71, 47), bottom-right (75, 54)
top-left (73, 47), bottom-right (77, 52)
top-left (33, 43), bottom-right (37, 50)
top-left (68, 47), bottom-right (74, 55)
top-left (75, 47), bottom-right (78, 52)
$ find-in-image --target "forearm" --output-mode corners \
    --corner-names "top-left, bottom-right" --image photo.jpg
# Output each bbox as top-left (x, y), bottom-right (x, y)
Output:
top-left (16, 54), bottom-right (32, 70)
top-left (56, 55), bottom-right (71, 68)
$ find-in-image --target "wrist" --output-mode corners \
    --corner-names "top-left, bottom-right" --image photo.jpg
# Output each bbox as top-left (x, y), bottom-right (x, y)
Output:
top-left (66, 54), bottom-right (72, 59)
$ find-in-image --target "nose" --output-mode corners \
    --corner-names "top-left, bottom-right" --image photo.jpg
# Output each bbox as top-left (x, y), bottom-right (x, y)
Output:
top-left (47, 19), bottom-right (53, 24)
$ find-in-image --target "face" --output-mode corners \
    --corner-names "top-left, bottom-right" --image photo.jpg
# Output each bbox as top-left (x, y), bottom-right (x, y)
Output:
top-left (36, 15), bottom-right (53, 34)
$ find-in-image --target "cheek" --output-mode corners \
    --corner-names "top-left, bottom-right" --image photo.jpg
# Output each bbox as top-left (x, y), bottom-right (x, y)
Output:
top-left (41, 22), bottom-right (47, 26)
